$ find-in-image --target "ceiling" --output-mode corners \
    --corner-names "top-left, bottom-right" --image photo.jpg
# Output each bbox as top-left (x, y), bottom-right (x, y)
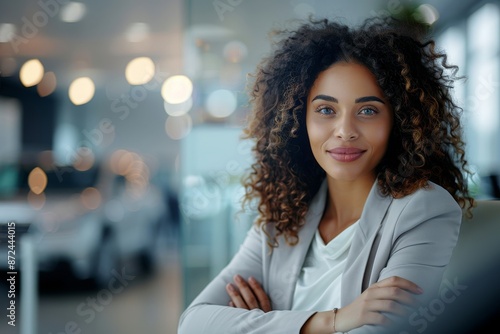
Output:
top-left (1, 0), bottom-right (475, 88)
top-left (0, 0), bottom-right (479, 169)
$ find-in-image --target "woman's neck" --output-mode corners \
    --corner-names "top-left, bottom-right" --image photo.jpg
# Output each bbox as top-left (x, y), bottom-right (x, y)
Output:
top-left (319, 176), bottom-right (375, 241)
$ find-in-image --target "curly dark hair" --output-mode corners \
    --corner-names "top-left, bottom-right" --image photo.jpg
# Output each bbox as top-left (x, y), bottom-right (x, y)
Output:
top-left (241, 16), bottom-right (475, 248)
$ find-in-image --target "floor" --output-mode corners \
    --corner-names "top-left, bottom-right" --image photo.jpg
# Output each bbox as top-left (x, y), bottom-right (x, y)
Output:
top-left (0, 241), bottom-right (183, 334)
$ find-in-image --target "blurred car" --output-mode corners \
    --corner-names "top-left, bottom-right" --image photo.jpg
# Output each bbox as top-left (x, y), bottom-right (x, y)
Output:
top-left (0, 151), bottom-right (168, 288)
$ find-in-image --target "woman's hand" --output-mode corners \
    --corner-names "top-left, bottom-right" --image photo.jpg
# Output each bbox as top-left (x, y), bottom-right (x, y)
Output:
top-left (225, 275), bottom-right (272, 312)
top-left (301, 276), bottom-right (422, 334)
top-left (335, 276), bottom-right (422, 332)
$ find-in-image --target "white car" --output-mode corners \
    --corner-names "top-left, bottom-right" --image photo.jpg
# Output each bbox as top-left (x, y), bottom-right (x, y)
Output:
top-left (0, 155), bottom-right (168, 288)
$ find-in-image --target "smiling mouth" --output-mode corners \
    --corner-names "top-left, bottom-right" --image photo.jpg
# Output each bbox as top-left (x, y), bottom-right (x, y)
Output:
top-left (327, 148), bottom-right (366, 162)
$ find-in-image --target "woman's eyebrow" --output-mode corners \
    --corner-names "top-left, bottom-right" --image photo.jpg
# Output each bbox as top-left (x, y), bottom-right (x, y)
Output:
top-left (311, 94), bottom-right (338, 103)
top-left (311, 94), bottom-right (385, 104)
top-left (355, 96), bottom-right (385, 104)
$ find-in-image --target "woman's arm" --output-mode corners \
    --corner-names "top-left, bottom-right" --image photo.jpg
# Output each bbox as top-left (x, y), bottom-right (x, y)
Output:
top-left (177, 224), bottom-right (318, 334)
top-left (227, 275), bottom-right (422, 333)
top-left (300, 276), bottom-right (422, 333)
top-left (344, 184), bottom-right (463, 333)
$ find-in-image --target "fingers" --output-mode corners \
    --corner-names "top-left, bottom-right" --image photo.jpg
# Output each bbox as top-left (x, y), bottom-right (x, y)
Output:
top-left (226, 282), bottom-right (249, 309)
top-left (366, 286), bottom-right (418, 307)
top-left (248, 276), bottom-right (272, 312)
top-left (374, 276), bottom-right (423, 295)
top-left (225, 275), bottom-right (272, 312)
top-left (233, 275), bottom-right (260, 309)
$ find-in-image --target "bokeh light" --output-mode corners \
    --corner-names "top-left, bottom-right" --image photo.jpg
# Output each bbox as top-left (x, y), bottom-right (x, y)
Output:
top-left (125, 57), bottom-right (155, 85)
top-left (126, 22), bottom-right (150, 43)
top-left (116, 151), bottom-right (137, 176)
top-left (81, 187), bottom-right (102, 210)
top-left (37, 71), bottom-right (57, 97)
top-left (164, 97), bottom-right (192, 116)
top-left (161, 75), bottom-right (193, 104)
top-left (73, 147), bottom-right (95, 171)
top-left (28, 167), bottom-right (48, 195)
top-left (69, 77), bottom-right (95, 105)
top-left (20, 59), bottom-right (44, 87)
top-left (415, 4), bottom-right (439, 25)
top-left (223, 41), bottom-right (248, 63)
top-left (205, 89), bottom-right (237, 118)
top-left (165, 114), bottom-right (192, 140)
top-left (60, 2), bottom-right (87, 23)
top-left (0, 23), bottom-right (16, 43)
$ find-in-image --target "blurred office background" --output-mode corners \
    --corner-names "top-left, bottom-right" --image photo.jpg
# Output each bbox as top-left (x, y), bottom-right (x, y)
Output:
top-left (0, 0), bottom-right (499, 333)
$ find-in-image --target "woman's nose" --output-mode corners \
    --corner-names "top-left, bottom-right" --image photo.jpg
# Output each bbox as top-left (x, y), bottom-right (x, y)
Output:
top-left (335, 115), bottom-right (358, 141)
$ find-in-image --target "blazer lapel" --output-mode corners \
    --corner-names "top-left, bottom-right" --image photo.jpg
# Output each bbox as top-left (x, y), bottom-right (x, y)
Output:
top-left (270, 179), bottom-right (328, 309)
top-left (341, 181), bottom-right (393, 306)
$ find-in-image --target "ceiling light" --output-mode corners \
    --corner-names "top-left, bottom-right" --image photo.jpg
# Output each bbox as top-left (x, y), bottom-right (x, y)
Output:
top-left (165, 114), bottom-right (192, 140)
top-left (125, 57), bottom-right (155, 85)
top-left (20, 59), bottom-right (44, 87)
top-left (164, 97), bottom-right (192, 116)
top-left (28, 167), bottom-right (47, 195)
top-left (161, 75), bottom-right (193, 104)
top-left (415, 4), bottom-right (439, 25)
top-left (68, 77), bottom-right (95, 105)
top-left (205, 89), bottom-right (237, 118)
top-left (0, 23), bottom-right (16, 43)
top-left (60, 2), bottom-right (87, 23)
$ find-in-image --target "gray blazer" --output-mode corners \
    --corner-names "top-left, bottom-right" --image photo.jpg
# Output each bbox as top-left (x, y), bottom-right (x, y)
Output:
top-left (178, 180), bottom-right (462, 333)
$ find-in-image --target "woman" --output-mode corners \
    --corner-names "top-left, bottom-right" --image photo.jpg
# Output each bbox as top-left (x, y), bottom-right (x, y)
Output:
top-left (178, 16), bottom-right (474, 333)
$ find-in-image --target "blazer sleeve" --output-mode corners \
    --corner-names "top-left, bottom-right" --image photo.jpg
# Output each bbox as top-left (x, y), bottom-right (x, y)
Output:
top-left (177, 223), bottom-right (317, 334)
top-left (349, 184), bottom-right (463, 334)
top-left (378, 185), bottom-right (462, 299)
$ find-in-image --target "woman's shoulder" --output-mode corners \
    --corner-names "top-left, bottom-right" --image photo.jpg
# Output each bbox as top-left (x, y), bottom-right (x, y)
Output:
top-left (391, 181), bottom-right (461, 214)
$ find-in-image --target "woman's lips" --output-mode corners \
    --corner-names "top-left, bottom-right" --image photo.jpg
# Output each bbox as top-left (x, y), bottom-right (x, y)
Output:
top-left (327, 147), bottom-right (366, 162)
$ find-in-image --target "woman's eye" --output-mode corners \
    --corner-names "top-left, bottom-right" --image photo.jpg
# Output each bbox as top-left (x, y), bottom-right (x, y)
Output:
top-left (316, 107), bottom-right (334, 115)
top-left (359, 108), bottom-right (377, 116)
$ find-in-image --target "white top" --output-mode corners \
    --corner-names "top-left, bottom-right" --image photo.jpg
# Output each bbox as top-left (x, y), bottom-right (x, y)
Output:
top-left (291, 221), bottom-right (358, 311)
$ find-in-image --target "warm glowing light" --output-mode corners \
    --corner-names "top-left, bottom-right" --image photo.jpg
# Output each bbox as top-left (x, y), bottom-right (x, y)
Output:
top-left (164, 97), bottom-right (192, 116)
top-left (60, 2), bottom-right (87, 23)
top-left (161, 75), bottom-right (193, 104)
top-left (28, 191), bottom-right (46, 210)
top-left (20, 59), bottom-right (44, 87)
top-left (109, 149), bottom-right (128, 174)
top-left (73, 147), bottom-right (95, 171)
top-left (125, 57), bottom-right (155, 85)
top-left (69, 77), bottom-right (95, 105)
top-left (81, 187), bottom-right (102, 210)
top-left (116, 151), bottom-right (138, 176)
top-left (37, 71), bottom-right (57, 97)
top-left (205, 89), bottom-right (237, 118)
top-left (28, 167), bottom-right (47, 195)
top-left (165, 114), bottom-right (192, 140)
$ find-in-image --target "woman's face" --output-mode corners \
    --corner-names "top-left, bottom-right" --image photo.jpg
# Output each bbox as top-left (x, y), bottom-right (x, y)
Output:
top-left (306, 61), bottom-right (393, 184)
